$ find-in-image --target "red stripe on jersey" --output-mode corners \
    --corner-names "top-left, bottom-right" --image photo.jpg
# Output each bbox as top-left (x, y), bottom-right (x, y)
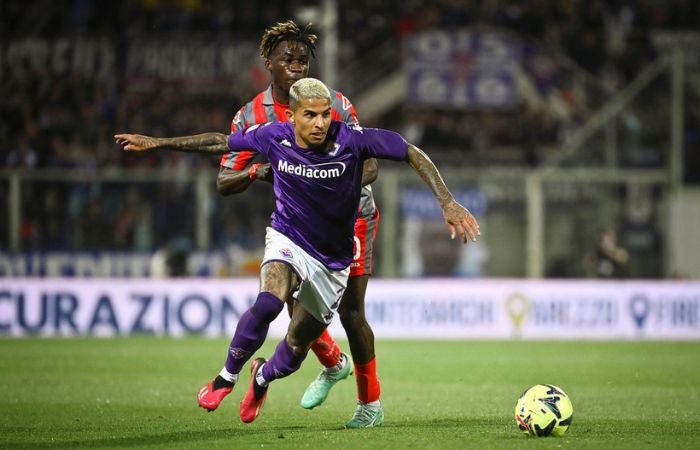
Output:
top-left (230, 150), bottom-right (255, 170)
top-left (273, 101), bottom-right (288, 122)
top-left (223, 96), bottom-right (261, 169)
top-left (331, 109), bottom-right (341, 121)
top-left (353, 215), bottom-right (368, 267)
top-left (252, 93), bottom-right (266, 124)
top-left (350, 207), bottom-right (379, 276)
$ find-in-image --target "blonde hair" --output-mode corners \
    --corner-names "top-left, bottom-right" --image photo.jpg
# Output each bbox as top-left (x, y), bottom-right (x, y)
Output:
top-left (289, 78), bottom-right (331, 110)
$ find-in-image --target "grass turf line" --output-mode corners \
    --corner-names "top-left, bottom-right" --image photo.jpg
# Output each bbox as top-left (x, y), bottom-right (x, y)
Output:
top-left (1, 339), bottom-right (699, 449)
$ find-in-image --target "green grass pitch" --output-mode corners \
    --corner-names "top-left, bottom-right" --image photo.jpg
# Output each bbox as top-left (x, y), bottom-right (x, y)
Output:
top-left (1, 338), bottom-right (699, 449)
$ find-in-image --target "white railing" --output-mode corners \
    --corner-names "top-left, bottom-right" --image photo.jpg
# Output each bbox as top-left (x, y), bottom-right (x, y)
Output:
top-left (0, 165), bottom-right (672, 278)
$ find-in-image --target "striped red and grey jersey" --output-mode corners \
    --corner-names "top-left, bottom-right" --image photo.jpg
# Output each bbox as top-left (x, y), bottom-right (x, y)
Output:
top-left (221, 85), bottom-right (376, 217)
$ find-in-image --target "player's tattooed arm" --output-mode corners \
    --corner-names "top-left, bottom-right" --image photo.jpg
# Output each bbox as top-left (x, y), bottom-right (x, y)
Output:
top-left (216, 163), bottom-right (272, 195)
top-left (114, 132), bottom-right (229, 153)
top-left (361, 158), bottom-right (379, 186)
top-left (407, 144), bottom-right (453, 206)
top-left (406, 143), bottom-right (480, 243)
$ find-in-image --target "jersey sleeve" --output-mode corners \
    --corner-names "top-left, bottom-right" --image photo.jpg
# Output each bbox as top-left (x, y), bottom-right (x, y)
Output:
top-left (230, 106), bottom-right (246, 133)
top-left (353, 127), bottom-right (408, 161)
top-left (220, 149), bottom-right (266, 170)
top-left (226, 123), bottom-right (274, 158)
top-left (220, 106), bottom-right (263, 170)
top-left (333, 91), bottom-right (360, 127)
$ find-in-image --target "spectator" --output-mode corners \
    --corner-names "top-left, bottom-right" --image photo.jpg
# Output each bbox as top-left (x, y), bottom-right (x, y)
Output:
top-left (587, 228), bottom-right (630, 279)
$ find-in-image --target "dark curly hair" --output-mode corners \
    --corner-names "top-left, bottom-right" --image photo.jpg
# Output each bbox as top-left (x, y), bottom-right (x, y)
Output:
top-left (259, 20), bottom-right (317, 59)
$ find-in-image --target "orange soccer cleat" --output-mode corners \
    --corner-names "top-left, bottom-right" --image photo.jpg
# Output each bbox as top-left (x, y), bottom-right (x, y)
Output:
top-left (197, 379), bottom-right (233, 412)
top-left (239, 358), bottom-right (268, 423)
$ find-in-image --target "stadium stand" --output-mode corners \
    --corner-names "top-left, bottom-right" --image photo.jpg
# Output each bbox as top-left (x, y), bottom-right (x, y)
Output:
top-left (1, 0), bottom-right (698, 275)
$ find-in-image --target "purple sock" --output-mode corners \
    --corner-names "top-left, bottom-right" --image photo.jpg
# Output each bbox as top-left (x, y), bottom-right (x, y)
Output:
top-left (261, 338), bottom-right (308, 382)
top-left (224, 292), bottom-right (284, 374)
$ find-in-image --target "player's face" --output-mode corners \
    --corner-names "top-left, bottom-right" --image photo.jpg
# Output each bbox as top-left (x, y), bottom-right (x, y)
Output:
top-left (287, 97), bottom-right (332, 149)
top-left (266, 40), bottom-right (311, 93)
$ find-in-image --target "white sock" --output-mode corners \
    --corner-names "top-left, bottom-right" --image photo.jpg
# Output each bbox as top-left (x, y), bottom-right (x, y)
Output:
top-left (218, 367), bottom-right (239, 384)
top-left (255, 363), bottom-right (269, 387)
top-left (361, 400), bottom-right (381, 409)
top-left (326, 353), bottom-right (347, 374)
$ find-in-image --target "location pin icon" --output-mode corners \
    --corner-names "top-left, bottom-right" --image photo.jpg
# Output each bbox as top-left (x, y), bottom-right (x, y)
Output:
top-left (629, 294), bottom-right (650, 329)
top-left (506, 293), bottom-right (530, 336)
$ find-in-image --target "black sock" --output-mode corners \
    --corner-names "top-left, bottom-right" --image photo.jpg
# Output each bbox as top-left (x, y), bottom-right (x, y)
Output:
top-left (213, 375), bottom-right (234, 390)
top-left (253, 378), bottom-right (268, 400)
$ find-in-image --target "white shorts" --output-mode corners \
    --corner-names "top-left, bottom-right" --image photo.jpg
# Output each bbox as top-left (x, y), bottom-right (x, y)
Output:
top-left (262, 227), bottom-right (349, 325)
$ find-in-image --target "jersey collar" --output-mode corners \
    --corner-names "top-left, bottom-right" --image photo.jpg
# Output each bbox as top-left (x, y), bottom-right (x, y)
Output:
top-left (263, 85), bottom-right (275, 106)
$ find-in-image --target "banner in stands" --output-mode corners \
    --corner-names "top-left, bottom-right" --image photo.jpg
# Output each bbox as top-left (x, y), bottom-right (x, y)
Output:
top-left (2, 38), bottom-right (116, 82)
top-left (2, 279), bottom-right (698, 339)
top-left (0, 252), bottom-right (245, 278)
top-left (125, 38), bottom-right (259, 93)
top-left (406, 30), bottom-right (518, 108)
top-left (1, 37), bottom-right (271, 94)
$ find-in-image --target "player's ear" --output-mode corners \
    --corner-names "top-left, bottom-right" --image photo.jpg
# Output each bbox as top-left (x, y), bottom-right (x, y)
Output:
top-left (286, 109), bottom-right (294, 123)
top-left (264, 58), bottom-right (272, 70)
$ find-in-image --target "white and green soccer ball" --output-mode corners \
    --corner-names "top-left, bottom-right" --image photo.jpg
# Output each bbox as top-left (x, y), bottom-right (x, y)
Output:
top-left (514, 384), bottom-right (573, 437)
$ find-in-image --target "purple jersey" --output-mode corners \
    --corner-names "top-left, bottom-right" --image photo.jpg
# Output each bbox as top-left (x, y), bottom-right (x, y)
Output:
top-left (227, 121), bottom-right (408, 270)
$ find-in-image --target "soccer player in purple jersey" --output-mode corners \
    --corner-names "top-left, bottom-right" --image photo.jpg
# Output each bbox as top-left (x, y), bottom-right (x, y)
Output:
top-left (116, 78), bottom-right (480, 426)
top-left (218, 22), bottom-right (383, 424)
top-left (117, 20), bottom-right (386, 428)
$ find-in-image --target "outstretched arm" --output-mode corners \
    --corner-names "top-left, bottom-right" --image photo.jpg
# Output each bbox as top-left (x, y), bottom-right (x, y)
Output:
top-left (115, 132), bottom-right (274, 195)
top-left (114, 132), bottom-right (229, 153)
top-left (406, 143), bottom-right (480, 243)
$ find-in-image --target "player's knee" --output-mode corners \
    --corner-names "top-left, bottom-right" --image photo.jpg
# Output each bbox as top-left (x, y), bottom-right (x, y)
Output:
top-left (260, 262), bottom-right (298, 299)
top-left (338, 295), bottom-right (361, 318)
top-left (285, 300), bottom-right (295, 318)
top-left (285, 327), bottom-right (314, 354)
top-left (285, 335), bottom-right (309, 356)
top-left (250, 292), bottom-right (284, 322)
top-left (339, 306), bottom-right (364, 329)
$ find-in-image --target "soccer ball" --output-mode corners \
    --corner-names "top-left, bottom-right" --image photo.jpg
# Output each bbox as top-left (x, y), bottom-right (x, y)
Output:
top-left (514, 384), bottom-right (573, 437)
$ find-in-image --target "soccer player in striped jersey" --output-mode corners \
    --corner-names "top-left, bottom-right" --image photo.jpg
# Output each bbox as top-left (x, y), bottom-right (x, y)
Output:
top-left (116, 77), bottom-right (480, 426)
top-left (116, 21), bottom-right (384, 428)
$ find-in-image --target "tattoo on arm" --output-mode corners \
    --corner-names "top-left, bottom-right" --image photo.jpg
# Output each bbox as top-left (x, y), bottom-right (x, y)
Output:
top-left (157, 132), bottom-right (229, 154)
top-left (407, 144), bottom-right (453, 207)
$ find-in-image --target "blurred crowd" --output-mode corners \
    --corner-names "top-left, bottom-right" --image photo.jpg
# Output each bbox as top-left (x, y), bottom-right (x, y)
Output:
top-left (390, 0), bottom-right (699, 167)
top-left (2, 0), bottom-right (698, 170)
top-left (1, 0), bottom-right (698, 255)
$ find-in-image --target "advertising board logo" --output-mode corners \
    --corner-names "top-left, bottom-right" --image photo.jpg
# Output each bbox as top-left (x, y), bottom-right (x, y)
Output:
top-left (506, 292), bottom-right (531, 336)
top-left (629, 294), bottom-right (650, 330)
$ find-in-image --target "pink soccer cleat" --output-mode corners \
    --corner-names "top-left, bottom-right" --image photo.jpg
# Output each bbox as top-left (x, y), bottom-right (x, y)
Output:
top-left (239, 358), bottom-right (268, 423)
top-left (198, 380), bottom-right (233, 412)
